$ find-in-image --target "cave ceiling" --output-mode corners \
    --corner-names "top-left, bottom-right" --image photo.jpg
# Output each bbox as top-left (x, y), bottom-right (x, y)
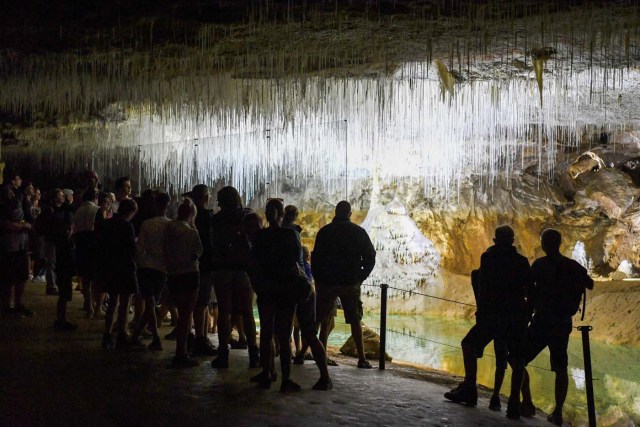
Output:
top-left (1, 0), bottom-right (639, 130)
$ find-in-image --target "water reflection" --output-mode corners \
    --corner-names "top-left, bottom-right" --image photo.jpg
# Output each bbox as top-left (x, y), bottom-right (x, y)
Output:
top-left (328, 313), bottom-right (640, 426)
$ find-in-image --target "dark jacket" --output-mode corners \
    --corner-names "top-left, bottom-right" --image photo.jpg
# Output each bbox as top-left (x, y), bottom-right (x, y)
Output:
top-left (211, 207), bottom-right (252, 270)
top-left (251, 226), bottom-right (302, 294)
top-left (195, 207), bottom-right (215, 273)
top-left (476, 244), bottom-right (531, 324)
top-left (98, 214), bottom-right (136, 280)
top-left (311, 216), bottom-right (376, 286)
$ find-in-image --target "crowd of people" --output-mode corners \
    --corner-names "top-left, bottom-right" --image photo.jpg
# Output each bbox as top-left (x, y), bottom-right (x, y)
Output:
top-left (0, 169), bottom-right (378, 393)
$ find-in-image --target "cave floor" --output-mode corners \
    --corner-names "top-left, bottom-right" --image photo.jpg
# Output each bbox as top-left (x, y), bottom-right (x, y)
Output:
top-left (0, 283), bottom-right (554, 426)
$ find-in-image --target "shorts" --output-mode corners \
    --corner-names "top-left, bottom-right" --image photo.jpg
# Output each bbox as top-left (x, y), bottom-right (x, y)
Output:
top-left (105, 271), bottom-right (138, 296)
top-left (461, 319), bottom-right (527, 363)
top-left (295, 293), bottom-right (317, 336)
top-left (316, 282), bottom-right (363, 325)
top-left (196, 271), bottom-right (215, 308)
top-left (137, 268), bottom-right (167, 300)
top-left (525, 320), bottom-right (572, 372)
top-left (168, 272), bottom-right (200, 295)
top-left (0, 251), bottom-right (29, 287)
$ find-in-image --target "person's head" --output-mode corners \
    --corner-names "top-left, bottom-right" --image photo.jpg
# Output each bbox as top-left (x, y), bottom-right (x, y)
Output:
top-left (51, 189), bottom-right (65, 206)
top-left (82, 188), bottom-right (98, 204)
top-left (21, 180), bottom-right (34, 197)
top-left (541, 228), bottom-right (562, 255)
top-left (114, 176), bottom-right (132, 199)
top-left (117, 198), bottom-right (138, 221)
top-left (191, 184), bottom-right (210, 208)
top-left (33, 187), bottom-right (41, 202)
top-left (177, 197), bottom-right (197, 225)
top-left (283, 205), bottom-right (299, 225)
top-left (335, 200), bottom-right (352, 219)
top-left (241, 212), bottom-right (264, 239)
top-left (493, 225), bottom-right (515, 246)
top-left (62, 189), bottom-right (74, 204)
top-left (216, 186), bottom-right (242, 210)
top-left (8, 173), bottom-right (21, 190)
top-left (108, 192), bottom-right (116, 203)
top-left (154, 192), bottom-right (171, 216)
top-left (98, 192), bottom-right (112, 212)
top-left (302, 246), bottom-right (311, 263)
top-left (265, 198), bottom-right (284, 227)
top-left (83, 170), bottom-right (99, 190)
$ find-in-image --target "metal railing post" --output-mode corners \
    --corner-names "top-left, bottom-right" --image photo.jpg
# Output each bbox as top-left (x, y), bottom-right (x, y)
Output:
top-left (379, 283), bottom-right (389, 370)
top-left (577, 326), bottom-right (597, 427)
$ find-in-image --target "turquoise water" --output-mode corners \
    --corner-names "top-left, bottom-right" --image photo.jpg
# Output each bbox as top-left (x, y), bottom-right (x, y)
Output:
top-left (328, 313), bottom-right (640, 426)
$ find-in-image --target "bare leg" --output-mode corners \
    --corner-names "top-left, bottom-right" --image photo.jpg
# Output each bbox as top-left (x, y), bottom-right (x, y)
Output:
top-left (554, 370), bottom-right (569, 416)
top-left (350, 321), bottom-right (368, 364)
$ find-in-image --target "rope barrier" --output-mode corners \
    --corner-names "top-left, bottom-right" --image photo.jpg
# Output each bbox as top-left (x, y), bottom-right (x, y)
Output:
top-left (361, 283), bottom-right (477, 308)
top-left (333, 319), bottom-right (598, 381)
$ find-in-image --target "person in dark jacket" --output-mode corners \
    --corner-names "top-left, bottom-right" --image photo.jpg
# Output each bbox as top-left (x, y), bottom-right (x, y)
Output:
top-left (520, 229), bottom-right (594, 426)
top-left (210, 186), bottom-right (259, 369)
top-left (312, 200), bottom-right (376, 369)
top-left (190, 184), bottom-right (218, 356)
top-left (100, 199), bottom-right (138, 350)
top-left (444, 225), bottom-right (531, 419)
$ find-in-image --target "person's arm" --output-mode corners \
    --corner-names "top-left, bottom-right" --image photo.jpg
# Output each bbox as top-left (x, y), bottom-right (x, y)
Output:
top-left (192, 229), bottom-right (203, 260)
top-left (136, 222), bottom-right (148, 257)
top-left (359, 228), bottom-right (376, 281)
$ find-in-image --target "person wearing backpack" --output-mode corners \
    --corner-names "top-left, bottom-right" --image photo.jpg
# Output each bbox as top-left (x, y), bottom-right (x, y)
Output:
top-left (444, 225), bottom-right (531, 419)
top-left (520, 228), bottom-right (594, 426)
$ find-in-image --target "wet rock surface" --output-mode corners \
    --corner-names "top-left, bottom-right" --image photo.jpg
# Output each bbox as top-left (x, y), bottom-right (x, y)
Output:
top-left (0, 283), bottom-right (554, 426)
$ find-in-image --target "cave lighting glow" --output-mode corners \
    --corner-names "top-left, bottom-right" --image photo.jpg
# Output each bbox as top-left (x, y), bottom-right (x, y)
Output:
top-left (11, 63), bottom-right (640, 201)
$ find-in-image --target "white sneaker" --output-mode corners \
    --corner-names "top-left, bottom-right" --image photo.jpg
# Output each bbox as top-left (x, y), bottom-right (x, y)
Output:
top-left (28, 274), bottom-right (34, 281)
top-left (33, 275), bottom-right (46, 283)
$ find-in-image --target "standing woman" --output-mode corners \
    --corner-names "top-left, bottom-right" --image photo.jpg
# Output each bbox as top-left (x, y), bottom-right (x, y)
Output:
top-left (164, 198), bottom-right (202, 368)
top-left (252, 199), bottom-right (302, 391)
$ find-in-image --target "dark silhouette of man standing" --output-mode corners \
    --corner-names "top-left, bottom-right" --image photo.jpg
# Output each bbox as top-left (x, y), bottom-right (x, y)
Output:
top-left (312, 201), bottom-right (376, 369)
top-left (521, 228), bottom-right (593, 426)
top-left (445, 225), bottom-right (531, 419)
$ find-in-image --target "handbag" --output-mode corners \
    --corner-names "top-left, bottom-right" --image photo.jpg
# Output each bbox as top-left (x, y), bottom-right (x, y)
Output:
top-left (289, 264), bottom-right (313, 301)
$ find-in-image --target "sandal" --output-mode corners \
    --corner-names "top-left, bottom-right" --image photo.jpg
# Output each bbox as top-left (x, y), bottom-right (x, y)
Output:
top-left (357, 360), bottom-right (374, 369)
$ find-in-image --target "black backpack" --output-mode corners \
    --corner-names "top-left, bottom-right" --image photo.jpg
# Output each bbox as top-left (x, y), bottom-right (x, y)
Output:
top-left (551, 258), bottom-right (588, 321)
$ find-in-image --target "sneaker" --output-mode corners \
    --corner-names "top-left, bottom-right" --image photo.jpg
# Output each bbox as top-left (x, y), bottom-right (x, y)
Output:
top-left (140, 327), bottom-right (153, 339)
top-left (249, 346), bottom-right (260, 369)
top-left (14, 305), bottom-right (35, 317)
top-left (489, 395), bottom-right (501, 411)
top-left (2, 307), bottom-right (23, 318)
top-left (53, 320), bottom-right (78, 331)
top-left (520, 401), bottom-right (536, 417)
top-left (28, 274), bottom-right (34, 281)
top-left (444, 382), bottom-right (478, 406)
top-left (547, 411), bottom-right (563, 426)
top-left (192, 336), bottom-right (218, 356)
top-left (210, 354), bottom-right (229, 369)
top-left (326, 358), bottom-right (339, 367)
top-left (33, 275), bottom-right (46, 283)
top-left (46, 287), bottom-right (59, 296)
top-left (250, 371), bottom-right (277, 383)
top-left (148, 338), bottom-right (163, 351)
top-left (280, 379), bottom-right (302, 392)
top-left (171, 355), bottom-right (199, 368)
top-left (293, 354), bottom-right (305, 365)
top-left (312, 377), bottom-right (333, 391)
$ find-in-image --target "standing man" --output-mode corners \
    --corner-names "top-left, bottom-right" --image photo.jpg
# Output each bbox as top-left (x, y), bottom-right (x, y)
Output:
top-left (312, 201), bottom-right (376, 369)
top-left (190, 184), bottom-right (218, 356)
top-left (444, 225), bottom-right (531, 419)
top-left (521, 229), bottom-right (594, 426)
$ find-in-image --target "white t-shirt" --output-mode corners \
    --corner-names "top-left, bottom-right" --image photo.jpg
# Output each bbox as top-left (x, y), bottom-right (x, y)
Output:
top-left (136, 216), bottom-right (171, 273)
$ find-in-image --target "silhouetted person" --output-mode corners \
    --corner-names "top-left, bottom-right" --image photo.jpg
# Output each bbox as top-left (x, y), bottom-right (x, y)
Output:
top-left (470, 269), bottom-right (509, 411)
top-left (521, 229), bottom-right (594, 426)
top-left (312, 200), bottom-right (376, 369)
top-left (445, 225), bottom-right (530, 419)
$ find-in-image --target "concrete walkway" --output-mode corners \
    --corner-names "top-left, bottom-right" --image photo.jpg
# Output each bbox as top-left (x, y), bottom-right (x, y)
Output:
top-left (0, 283), bottom-right (554, 426)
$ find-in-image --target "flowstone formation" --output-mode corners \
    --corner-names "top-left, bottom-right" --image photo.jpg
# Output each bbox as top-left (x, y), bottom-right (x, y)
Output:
top-left (360, 197), bottom-right (441, 298)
